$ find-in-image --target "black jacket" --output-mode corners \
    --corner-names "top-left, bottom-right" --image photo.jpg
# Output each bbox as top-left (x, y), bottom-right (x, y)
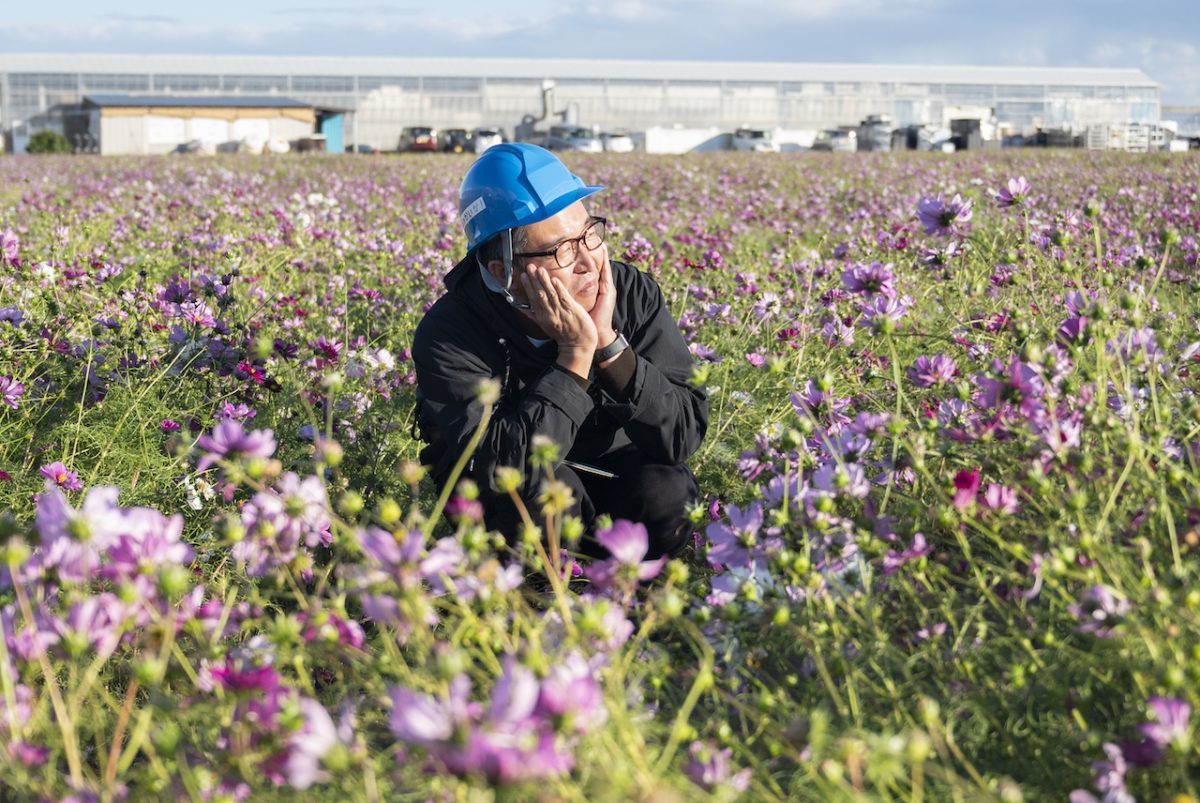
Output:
top-left (412, 255), bottom-right (708, 495)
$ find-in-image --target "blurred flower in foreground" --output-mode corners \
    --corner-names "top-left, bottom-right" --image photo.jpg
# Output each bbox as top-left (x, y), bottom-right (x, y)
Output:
top-left (685, 740), bottom-right (751, 796)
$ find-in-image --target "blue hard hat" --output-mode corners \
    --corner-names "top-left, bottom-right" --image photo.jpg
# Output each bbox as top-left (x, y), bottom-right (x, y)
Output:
top-left (458, 143), bottom-right (604, 251)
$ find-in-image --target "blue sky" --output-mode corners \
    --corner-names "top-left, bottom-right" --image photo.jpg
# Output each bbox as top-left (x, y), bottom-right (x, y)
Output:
top-left (3, 0), bottom-right (1198, 104)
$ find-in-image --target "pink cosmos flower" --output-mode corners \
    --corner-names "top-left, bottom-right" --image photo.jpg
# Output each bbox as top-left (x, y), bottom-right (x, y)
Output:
top-left (584, 520), bottom-right (666, 593)
top-left (0, 229), bottom-right (19, 266)
top-left (685, 741), bottom-right (752, 794)
top-left (917, 193), bottom-right (973, 237)
top-left (908, 355), bottom-right (957, 388)
top-left (980, 483), bottom-right (1020, 514)
top-left (952, 469), bottom-right (981, 510)
top-left (0, 376), bottom-right (23, 409)
top-left (40, 461), bottom-right (83, 491)
top-left (195, 419), bottom-right (277, 472)
top-left (993, 176), bottom-right (1031, 208)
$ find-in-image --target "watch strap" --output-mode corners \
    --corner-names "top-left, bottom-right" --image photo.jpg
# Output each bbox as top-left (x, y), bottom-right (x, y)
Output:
top-left (594, 332), bottom-right (629, 363)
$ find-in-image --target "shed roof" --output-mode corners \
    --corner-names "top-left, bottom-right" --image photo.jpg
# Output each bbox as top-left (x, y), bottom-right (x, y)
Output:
top-left (82, 94), bottom-right (312, 109)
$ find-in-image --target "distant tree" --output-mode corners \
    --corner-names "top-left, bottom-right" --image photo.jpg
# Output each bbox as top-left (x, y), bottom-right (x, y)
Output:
top-left (27, 130), bottom-right (72, 154)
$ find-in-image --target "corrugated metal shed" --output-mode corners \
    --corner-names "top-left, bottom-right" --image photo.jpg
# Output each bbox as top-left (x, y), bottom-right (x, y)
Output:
top-left (0, 53), bottom-right (1161, 88)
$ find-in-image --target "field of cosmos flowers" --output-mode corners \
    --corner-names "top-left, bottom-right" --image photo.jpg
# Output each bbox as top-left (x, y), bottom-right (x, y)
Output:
top-left (0, 149), bottom-right (1198, 802)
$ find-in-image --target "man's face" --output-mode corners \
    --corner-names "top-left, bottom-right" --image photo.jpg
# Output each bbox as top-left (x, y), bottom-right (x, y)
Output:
top-left (491, 201), bottom-right (607, 312)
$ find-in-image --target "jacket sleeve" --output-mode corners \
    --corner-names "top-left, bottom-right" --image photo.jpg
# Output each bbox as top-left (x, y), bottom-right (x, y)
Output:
top-left (595, 266), bottom-right (708, 463)
top-left (412, 311), bottom-right (595, 496)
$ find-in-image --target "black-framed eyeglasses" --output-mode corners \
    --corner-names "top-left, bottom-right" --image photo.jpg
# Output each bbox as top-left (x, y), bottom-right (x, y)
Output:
top-left (514, 217), bottom-right (607, 270)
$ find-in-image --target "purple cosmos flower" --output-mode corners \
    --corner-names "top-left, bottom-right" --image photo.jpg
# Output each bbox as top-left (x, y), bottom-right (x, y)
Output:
top-left (705, 503), bottom-right (764, 570)
top-left (40, 461), bottom-right (83, 491)
top-left (790, 380), bottom-right (852, 431)
top-left (0, 376), bottom-right (24, 410)
top-left (53, 594), bottom-right (128, 659)
top-left (283, 698), bottom-right (338, 790)
top-left (917, 193), bottom-right (973, 237)
top-left (980, 483), bottom-right (1020, 514)
top-left (22, 484), bottom-right (185, 588)
top-left (390, 658), bottom-right (574, 784)
top-left (195, 419), bottom-right (277, 472)
top-left (1069, 584), bottom-right (1131, 638)
top-left (1070, 742), bottom-right (1134, 803)
top-left (685, 741), bottom-right (752, 794)
top-left (859, 293), bottom-right (911, 327)
top-left (812, 462), bottom-right (871, 499)
top-left (918, 239), bottom-right (965, 269)
top-left (841, 262), bottom-right (896, 297)
top-left (993, 176), bottom-right (1031, 208)
top-left (882, 533), bottom-right (932, 576)
top-left (102, 514), bottom-right (193, 584)
top-left (908, 355), bottom-right (957, 388)
top-left (0, 229), bottom-right (18, 266)
top-left (584, 520), bottom-right (667, 592)
top-left (215, 402), bottom-right (257, 421)
top-left (976, 357), bottom-right (1046, 420)
top-left (534, 651), bottom-right (607, 732)
top-left (1056, 316), bottom-right (1089, 347)
top-left (1139, 696), bottom-right (1191, 754)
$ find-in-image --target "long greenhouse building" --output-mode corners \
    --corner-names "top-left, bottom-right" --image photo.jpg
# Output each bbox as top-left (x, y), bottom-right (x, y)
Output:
top-left (0, 53), bottom-right (1162, 152)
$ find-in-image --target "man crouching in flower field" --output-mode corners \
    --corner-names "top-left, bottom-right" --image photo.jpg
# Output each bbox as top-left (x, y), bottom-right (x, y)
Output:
top-left (412, 144), bottom-right (707, 559)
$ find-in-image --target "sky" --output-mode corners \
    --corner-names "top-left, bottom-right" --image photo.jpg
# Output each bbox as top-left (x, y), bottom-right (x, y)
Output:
top-left (2, 1), bottom-right (1198, 104)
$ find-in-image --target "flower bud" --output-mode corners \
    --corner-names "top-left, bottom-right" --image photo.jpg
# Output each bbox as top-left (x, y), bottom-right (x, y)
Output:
top-left (322, 372), bottom-right (345, 393)
top-left (906, 730), bottom-right (932, 764)
top-left (657, 588), bottom-right (685, 619)
top-left (494, 466), bottom-right (522, 494)
top-left (376, 498), bottom-right (402, 525)
top-left (316, 438), bottom-right (343, 467)
top-left (475, 378), bottom-right (501, 406)
top-left (135, 657), bottom-right (167, 687)
top-left (1, 537), bottom-right (31, 568)
top-left (916, 696), bottom-right (940, 727)
top-left (561, 515), bottom-right (584, 545)
top-left (245, 457), bottom-right (270, 481)
top-left (68, 517), bottom-right (92, 543)
top-left (158, 564), bottom-right (191, 598)
top-left (271, 613), bottom-right (303, 646)
top-left (338, 490), bottom-right (365, 518)
top-left (153, 722), bottom-right (182, 757)
top-left (529, 435), bottom-right (560, 469)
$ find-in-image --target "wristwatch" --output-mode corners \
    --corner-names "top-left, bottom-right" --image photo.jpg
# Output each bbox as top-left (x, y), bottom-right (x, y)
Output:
top-left (594, 332), bottom-right (629, 364)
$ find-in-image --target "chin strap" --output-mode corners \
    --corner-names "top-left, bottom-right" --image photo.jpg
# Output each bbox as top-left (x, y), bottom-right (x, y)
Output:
top-left (477, 229), bottom-right (531, 310)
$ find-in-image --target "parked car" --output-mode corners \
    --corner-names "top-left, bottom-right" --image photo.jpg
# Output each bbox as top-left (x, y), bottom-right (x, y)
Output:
top-left (440, 129), bottom-right (471, 153)
top-left (600, 131), bottom-right (635, 152)
top-left (732, 127), bottom-right (779, 152)
top-left (399, 127), bottom-right (438, 152)
top-left (543, 125), bottom-right (602, 153)
top-left (471, 127), bottom-right (505, 153)
top-left (811, 129), bottom-right (858, 153)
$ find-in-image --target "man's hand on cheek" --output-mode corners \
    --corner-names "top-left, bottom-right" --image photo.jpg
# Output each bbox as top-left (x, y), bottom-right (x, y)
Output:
top-left (588, 257), bottom-right (617, 347)
top-left (520, 266), bottom-right (598, 379)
